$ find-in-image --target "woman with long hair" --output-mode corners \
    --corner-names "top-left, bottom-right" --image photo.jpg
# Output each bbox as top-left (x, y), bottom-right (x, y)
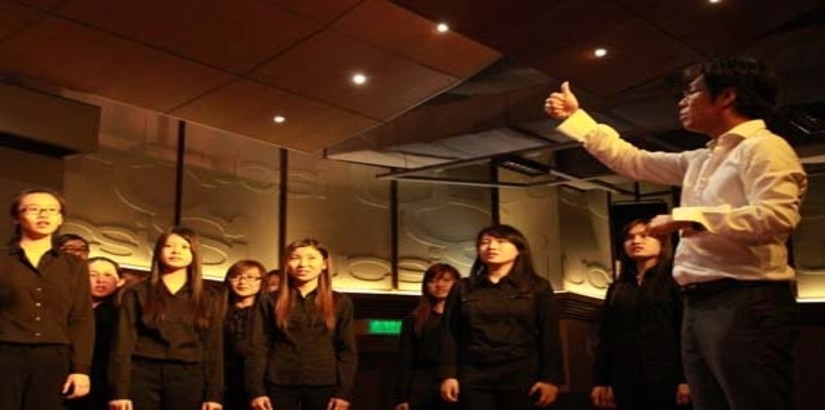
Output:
top-left (223, 259), bottom-right (268, 410)
top-left (395, 263), bottom-right (461, 410)
top-left (440, 224), bottom-right (564, 409)
top-left (591, 219), bottom-right (690, 410)
top-left (247, 238), bottom-right (357, 410)
top-left (108, 226), bottom-right (223, 410)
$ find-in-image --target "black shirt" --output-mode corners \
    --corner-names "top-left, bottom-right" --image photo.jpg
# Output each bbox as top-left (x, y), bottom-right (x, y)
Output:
top-left (224, 302), bottom-right (257, 401)
top-left (440, 275), bottom-right (565, 386)
top-left (69, 296), bottom-right (119, 410)
top-left (91, 297), bottom-right (119, 392)
top-left (396, 311), bottom-right (445, 403)
top-left (247, 290), bottom-right (357, 400)
top-left (109, 280), bottom-right (224, 402)
top-left (0, 245), bottom-right (94, 374)
top-left (594, 264), bottom-right (685, 385)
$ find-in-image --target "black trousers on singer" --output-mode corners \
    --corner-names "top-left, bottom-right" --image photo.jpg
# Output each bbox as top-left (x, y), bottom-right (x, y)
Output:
top-left (130, 359), bottom-right (205, 410)
top-left (0, 344), bottom-right (71, 410)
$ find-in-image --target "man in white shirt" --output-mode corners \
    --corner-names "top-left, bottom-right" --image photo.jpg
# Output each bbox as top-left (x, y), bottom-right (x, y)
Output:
top-left (545, 57), bottom-right (807, 410)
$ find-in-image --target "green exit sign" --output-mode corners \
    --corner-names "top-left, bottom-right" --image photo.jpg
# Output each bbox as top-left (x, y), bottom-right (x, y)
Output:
top-left (366, 319), bottom-right (402, 335)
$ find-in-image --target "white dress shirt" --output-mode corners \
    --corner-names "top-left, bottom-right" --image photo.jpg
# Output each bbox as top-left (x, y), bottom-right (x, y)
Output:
top-left (557, 110), bottom-right (808, 285)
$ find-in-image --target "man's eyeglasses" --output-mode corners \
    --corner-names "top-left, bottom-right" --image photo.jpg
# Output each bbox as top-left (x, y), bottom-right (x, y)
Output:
top-left (230, 275), bottom-right (262, 283)
top-left (681, 87), bottom-right (706, 99)
top-left (18, 206), bottom-right (61, 216)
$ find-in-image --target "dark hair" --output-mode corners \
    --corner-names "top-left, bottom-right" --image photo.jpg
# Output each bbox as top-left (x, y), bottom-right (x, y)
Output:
top-left (223, 259), bottom-right (268, 306)
top-left (616, 219), bottom-right (672, 282)
top-left (696, 56), bottom-right (777, 120)
top-left (469, 224), bottom-right (539, 291)
top-left (7, 188), bottom-right (66, 243)
top-left (275, 238), bottom-right (336, 331)
top-left (144, 226), bottom-right (211, 330)
top-left (57, 233), bottom-right (89, 248)
top-left (412, 263), bottom-right (461, 335)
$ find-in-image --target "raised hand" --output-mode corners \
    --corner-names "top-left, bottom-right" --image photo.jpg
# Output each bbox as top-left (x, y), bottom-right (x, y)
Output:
top-left (544, 81), bottom-right (579, 120)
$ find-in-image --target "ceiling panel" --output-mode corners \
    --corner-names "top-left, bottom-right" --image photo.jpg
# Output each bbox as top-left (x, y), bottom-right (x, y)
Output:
top-left (13, 0), bottom-right (62, 11)
top-left (620, 0), bottom-right (823, 55)
top-left (0, 1), bottom-right (44, 40)
top-left (0, 17), bottom-right (233, 111)
top-left (532, 18), bottom-right (700, 96)
top-left (250, 29), bottom-right (458, 121)
top-left (264, 0), bottom-right (362, 24)
top-left (331, 0), bottom-right (500, 78)
top-left (392, 0), bottom-right (552, 37)
top-left (328, 93), bottom-right (510, 155)
top-left (170, 79), bottom-right (379, 152)
top-left (56, 0), bottom-right (322, 74)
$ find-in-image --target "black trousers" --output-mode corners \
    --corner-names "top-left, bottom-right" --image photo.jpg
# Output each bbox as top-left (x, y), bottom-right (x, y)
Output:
top-left (130, 359), bottom-right (205, 410)
top-left (682, 281), bottom-right (798, 410)
top-left (459, 385), bottom-right (539, 410)
top-left (612, 381), bottom-right (682, 410)
top-left (407, 382), bottom-right (456, 410)
top-left (0, 344), bottom-right (70, 410)
top-left (266, 384), bottom-right (336, 410)
top-left (458, 360), bottom-right (543, 410)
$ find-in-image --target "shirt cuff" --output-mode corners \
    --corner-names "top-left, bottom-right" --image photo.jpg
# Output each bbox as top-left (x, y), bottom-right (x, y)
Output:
top-left (672, 206), bottom-right (723, 232)
top-left (556, 109), bottom-right (598, 142)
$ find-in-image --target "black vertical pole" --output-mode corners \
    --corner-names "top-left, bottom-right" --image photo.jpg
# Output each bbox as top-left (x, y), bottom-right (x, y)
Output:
top-left (278, 148), bottom-right (288, 256)
top-left (173, 120), bottom-right (186, 226)
top-left (391, 180), bottom-right (399, 290)
top-left (490, 163), bottom-right (500, 225)
top-left (607, 191), bottom-right (616, 280)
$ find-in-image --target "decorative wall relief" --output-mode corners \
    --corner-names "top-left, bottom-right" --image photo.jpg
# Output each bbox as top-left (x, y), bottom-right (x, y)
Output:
top-left (397, 181), bottom-right (491, 291)
top-left (794, 177), bottom-right (825, 298)
top-left (287, 151), bottom-right (392, 291)
top-left (558, 188), bottom-right (613, 298)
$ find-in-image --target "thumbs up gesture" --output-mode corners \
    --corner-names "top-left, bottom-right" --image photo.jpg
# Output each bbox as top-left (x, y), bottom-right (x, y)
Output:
top-left (544, 81), bottom-right (579, 120)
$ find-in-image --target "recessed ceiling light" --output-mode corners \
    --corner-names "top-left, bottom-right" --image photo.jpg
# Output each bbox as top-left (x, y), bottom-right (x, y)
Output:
top-left (273, 115), bottom-right (286, 124)
top-left (352, 73), bottom-right (367, 85)
top-left (709, 0), bottom-right (721, 3)
top-left (594, 48), bottom-right (608, 58)
top-left (436, 23), bottom-right (449, 33)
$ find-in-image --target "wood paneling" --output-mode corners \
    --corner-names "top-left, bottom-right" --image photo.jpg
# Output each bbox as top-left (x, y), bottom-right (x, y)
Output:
top-left (57, 0), bottom-right (323, 74)
top-left (0, 17), bottom-right (233, 112)
top-left (171, 79), bottom-right (378, 152)
top-left (251, 30), bottom-right (459, 121)
top-left (332, 0), bottom-right (500, 78)
top-left (0, 0), bottom-right (44, 40)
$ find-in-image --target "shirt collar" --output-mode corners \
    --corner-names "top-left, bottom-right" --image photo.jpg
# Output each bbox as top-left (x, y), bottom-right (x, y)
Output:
top-left (707, 119), bottom-right (766, 148)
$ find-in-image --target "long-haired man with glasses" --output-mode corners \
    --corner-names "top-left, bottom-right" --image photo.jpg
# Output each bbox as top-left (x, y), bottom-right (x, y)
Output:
top-left (0, 188), bottom-right (94, 410)
top-left (545, 57), bottom-right (807, 410)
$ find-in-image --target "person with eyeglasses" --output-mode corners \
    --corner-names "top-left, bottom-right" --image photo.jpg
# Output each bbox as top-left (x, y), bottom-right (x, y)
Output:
top-left (545, 56), bottom-right (806, 410)
top-left (0, 188), bottom-right (94, 410)
top-left (222, 259), bottom-right (268, 410)
top-left (56, 233), bottom-right (91, 260)
top-left (108, 226), bottom-right (224, 410)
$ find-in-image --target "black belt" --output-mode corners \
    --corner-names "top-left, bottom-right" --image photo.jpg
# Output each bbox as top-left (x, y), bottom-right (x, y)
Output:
top-left (681, 278), bottom-right (793, 299)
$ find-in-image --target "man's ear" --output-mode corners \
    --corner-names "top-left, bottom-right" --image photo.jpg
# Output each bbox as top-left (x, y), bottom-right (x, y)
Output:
top-left (716, 87), bottom-right (738, 109)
